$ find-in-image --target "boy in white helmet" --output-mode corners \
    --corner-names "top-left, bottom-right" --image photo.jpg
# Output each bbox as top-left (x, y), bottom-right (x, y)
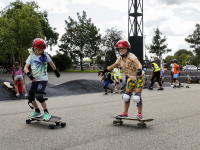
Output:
top-left (103, 40), bottom-right (145, 119)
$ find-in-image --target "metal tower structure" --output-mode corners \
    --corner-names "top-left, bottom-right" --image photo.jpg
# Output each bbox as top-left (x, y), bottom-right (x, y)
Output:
top-left (128, 0), bottom-right (143, 64)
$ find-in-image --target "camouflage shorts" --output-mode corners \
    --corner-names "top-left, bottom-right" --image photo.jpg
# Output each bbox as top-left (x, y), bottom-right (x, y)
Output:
top-left (127, 76), bottom-right (145, 89)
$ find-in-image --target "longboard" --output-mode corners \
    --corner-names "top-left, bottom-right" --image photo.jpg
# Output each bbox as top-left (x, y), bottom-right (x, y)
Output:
top-left (173, 85), bottom-right (190, 88)
top-left (108, 90), bottom-right (125, 94)
top-left (3, 81), bottom-right (23, 94)
top-left (111, 115), bottom-right (154, 127)
top-left (3, 82), bottom-right (13, 89)
top-left (26, 115), bottom-right (66, 129)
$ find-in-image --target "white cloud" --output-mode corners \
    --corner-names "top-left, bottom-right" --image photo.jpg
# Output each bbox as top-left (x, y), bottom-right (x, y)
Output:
top-left (35, 0), bottom-right (70, 13)
top-left (0, 2), bottom-right (5, 11)
top-left (181, 9), bottom-right (195, 13)
top-left (71, 0), bottom-right (127, 12)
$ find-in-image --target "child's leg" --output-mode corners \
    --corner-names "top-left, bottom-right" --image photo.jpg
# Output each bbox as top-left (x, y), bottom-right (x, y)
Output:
top-left (20, 79), bottom-right (27, 95)
top-left (119, 78), bottom-right (123, 88)
top-left (114, 78), bottom-right (118, 90)
top-left (14, 80), bottom-right (19, 94)
top-left (122, 79), bottom-right (134, 114)
top-left (135, 88), bottom-right (143, 114)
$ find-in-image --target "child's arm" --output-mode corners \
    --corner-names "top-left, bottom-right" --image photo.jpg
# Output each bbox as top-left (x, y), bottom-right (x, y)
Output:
top-left (107, 63), bottom-right (118, 72)
top-left (49, 61), bottom-right (60, 78)
top-left (24, 64), bottom-right (36, 81)
top-left (134, 58), bottom-right (143, 76)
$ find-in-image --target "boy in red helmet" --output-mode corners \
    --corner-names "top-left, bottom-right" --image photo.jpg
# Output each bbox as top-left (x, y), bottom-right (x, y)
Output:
top-left (24, 38), bottom-right (60, 121)
top-left (103, 40), bottom-right (145, 119)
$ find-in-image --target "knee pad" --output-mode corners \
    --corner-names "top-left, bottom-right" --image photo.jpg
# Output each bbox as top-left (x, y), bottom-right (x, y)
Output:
top-left (27, 91), bottom-right (35, 109)
top-left (116, 82), bottom-right (119, 85)
top-left (120, 79), bottom-right (123, 83)
top-left (151, 78), bottom-right (154, 82)
top-left (173, 78), bottom-right (177, 81)
top-left (35, 92), bottom-right (48, 103)
top-left (158, 78), bottom-right (161, 82)
top-left (133, 93), bottom-right (142, 107)
top-left (122, 92), bottom-right (132, 103)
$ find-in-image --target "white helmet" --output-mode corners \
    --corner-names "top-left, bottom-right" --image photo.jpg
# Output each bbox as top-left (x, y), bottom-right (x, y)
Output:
top-left (150, 58), bottom-right (155, 62)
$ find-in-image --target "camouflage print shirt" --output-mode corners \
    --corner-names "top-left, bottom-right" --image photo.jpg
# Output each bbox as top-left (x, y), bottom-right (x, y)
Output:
top-left (115, 53), bottom-right (144, 81)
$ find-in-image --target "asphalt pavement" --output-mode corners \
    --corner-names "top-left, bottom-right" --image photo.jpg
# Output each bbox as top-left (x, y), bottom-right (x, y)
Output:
top-left (0, 73), bottom-right (199, 149)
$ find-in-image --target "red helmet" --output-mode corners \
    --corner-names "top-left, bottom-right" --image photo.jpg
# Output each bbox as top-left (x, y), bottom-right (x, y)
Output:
top-left (116, 40), bottom-right (131, 49)
top-left (32, 38), bottom-right (46, 50)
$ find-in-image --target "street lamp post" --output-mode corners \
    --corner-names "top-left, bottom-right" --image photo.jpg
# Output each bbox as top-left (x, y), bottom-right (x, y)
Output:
top-left (158, 39), bottom-right (162, 68)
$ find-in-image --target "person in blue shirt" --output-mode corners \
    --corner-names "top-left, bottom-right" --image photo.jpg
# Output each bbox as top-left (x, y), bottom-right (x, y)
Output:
top-left (98, 71), bottom-right (113, 95)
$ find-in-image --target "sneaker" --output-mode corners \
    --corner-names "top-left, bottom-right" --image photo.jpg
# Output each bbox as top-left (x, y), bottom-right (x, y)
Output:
top-left (29, 112), bottom-right (42, 118)
top-left (103, 93), bottom-right (108, 95)
top-left (178, 83), bottom-right (181, 87)
top-left (148, 87), bottom-right (153, 90)
top-left (136, 114), bottom-right (143, 120)
top-left (171, 84), bottom-right (174, 87)
top-left (158, 87), bottom-right (163, 90)
top-left (116, 112), bottom-right (128, 118)
top-left (110, 89), bottom-right (113, 93)
top-left (16, 93), bottom-right (20, 97)
top-left (24, 94), bottom-right (28, 98)
top-left (121, 87), bottom-right (124, 90)
top-left (43, 112), bottom-right (51, 121)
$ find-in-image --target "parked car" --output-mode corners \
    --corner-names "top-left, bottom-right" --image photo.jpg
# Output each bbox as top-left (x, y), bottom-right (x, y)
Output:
top-left (183, 65), bottom-right (199, 71)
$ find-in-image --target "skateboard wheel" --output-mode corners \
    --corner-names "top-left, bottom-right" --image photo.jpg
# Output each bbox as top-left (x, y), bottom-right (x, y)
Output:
top-left (49, 124), bottom-right (55, 129)
top-left (113, 120), bottom-right (117, 124)
top-left (142, 123), bottom-right (147, 127)
top-left (61, 122), bottom-right (66, 127)
top-left (26, 119), bottom-right (31, 124)
top-left (119, 121), bottom-right (123, 125)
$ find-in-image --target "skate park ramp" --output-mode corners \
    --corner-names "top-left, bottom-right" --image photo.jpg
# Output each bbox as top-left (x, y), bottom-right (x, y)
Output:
top-left (0, 79), bottom-right (111, 101)
top-left (0, 78), bottom-right (171, 101)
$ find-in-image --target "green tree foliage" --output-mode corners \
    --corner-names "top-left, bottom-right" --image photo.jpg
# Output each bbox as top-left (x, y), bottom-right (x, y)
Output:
top-left (59, 11), bottom-right (101, 71)
top-left (164, 49), bottom-right (194, 68)
top-left (0, 0), bottom-right (59, 65)
top-left (185, 23), bottom-right (200, 69)
top-left (51, 52), bottom-right (72, 71)
top-left (101, 28), bottom-right (123, 67)
top-left (147, 27), bottom-right (171, 58)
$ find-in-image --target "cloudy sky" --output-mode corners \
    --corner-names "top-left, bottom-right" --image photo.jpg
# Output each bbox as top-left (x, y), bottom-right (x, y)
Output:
top-left (1, 0), bottom-right (200, 59)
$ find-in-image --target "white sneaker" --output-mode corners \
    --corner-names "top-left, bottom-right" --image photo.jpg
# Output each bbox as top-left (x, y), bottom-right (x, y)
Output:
top-left (16, 93), bottom-right (20, 97)
top-left (24, 94), bottom-right (28, 98)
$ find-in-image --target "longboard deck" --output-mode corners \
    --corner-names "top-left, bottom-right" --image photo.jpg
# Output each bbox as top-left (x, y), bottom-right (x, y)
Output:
top-left (26, 115), bottom-right (66, 129)
top-left (108, 90), bottom-right (125, 94)
top-left (29, 115), bottom-right (61, 122)
top-left (111, 115), bottom-right (154, 127)
top-left (111, 115), bottom-right (154, 122)
top-left (3, 82), bottom-right (13, 89)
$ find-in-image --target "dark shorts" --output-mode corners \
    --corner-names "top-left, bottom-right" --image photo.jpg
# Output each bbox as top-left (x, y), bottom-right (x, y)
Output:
top-left (30, 81), bottom-right (48, 93)
top-left (104, 80), bottom-right (110, 87)
top-left (152, 71), bottom-right (161, 82)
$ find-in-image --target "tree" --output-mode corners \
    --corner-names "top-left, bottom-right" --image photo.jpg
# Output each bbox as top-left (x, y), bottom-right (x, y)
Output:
top-left (147, 27), bottom-right (171, 59)
top-left (51, 52), bottom-right (72, 71)
top-left (101, 28), bottom-right (124, 66)
top-left (59, 11), bottom-right (101, 71)
top-left (185, 23), bottom-right (200, 70)
top-left (0, 0), bottom-right (59, 65)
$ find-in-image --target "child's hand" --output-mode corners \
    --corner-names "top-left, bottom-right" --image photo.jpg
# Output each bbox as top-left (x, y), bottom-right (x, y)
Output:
top-left (136, 75), bottom-right (142, 79)
top-left (31, 77), bottom-right (36, 82)
top-left (54, 69), bottom-right (60, 78)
